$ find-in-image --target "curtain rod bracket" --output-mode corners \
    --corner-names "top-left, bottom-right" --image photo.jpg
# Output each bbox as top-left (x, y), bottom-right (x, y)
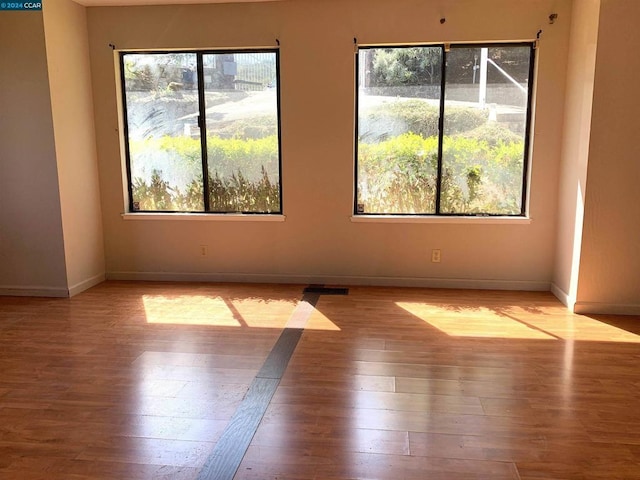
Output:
top-left (108, 43), bottom-right (116, 50)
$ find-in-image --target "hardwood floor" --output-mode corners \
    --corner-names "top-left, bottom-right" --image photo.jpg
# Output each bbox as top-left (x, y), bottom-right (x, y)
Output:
top-left (0, 282), bottom-right (639, 479)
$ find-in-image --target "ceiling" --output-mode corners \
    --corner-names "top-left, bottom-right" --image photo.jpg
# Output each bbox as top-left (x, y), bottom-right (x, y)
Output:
top-left (73, 0), bottom-right (281, 5)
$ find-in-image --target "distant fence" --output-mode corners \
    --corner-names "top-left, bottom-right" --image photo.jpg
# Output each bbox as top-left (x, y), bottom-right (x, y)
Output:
top-left (234, 52), bottom-right (276, 91)
top-left (125, 52), bottom-right (276, 92)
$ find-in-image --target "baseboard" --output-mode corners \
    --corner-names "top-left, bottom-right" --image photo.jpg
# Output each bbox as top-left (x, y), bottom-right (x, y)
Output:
top-left (0, 285), bottom-right (69, 298)
top-left (574, 302), bottom-right (640, 316)
top-left (550, 283), bottom-right (574, 310)
top-left (68, 273), bottom-right (106, 298)
top-left (106, 271), bottom-right (550, 291)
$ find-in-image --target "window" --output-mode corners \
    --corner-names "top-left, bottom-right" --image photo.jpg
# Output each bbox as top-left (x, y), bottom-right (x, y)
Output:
top-left (120, 50), bottom-right (281, 214)
top-left (356, 43), bottom-right (535, 216)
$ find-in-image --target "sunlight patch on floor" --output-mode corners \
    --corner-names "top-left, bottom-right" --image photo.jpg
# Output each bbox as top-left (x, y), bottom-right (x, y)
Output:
top-left (143, 295), bottom-right (242, 326)
top-left (396, 302), bottom-right (556, 340)
top-left (396, 302), bottom-right (640, 342)
top-left (521, 315), bottom-right (640, 343)
top-left (306, 309), bottom-right (342, 331)
top-left (141, 295), bottom-right (339, 330)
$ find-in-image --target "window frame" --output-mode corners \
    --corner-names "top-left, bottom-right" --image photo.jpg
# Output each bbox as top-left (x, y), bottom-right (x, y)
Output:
top-left (354, 41), bottom-right (536, 217)
top-left (119, 48), bottom-right (283, 215)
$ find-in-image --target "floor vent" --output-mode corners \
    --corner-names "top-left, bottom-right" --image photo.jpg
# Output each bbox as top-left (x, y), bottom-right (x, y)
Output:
top-left (303, 286), bottom-right (349, 295)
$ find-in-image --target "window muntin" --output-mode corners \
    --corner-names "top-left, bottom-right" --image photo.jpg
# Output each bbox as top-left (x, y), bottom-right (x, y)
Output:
top-left (355, 43), bottom-right (535, 216)
top-left (121, 49), bottom-right (281, 214)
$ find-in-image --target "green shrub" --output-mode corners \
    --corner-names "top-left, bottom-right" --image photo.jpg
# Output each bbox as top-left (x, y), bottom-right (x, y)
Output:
top-left (132, 170), bottom-right (185, 211)
top-left (130, 134), bottom-right (279, 181)
top-left (360, 100), bottom-right (489, 142)
top-left (155, 135), bottom-right (201, 163)
top-left (459, 122), bottom-right (522, 146)
top-left (213, 115), bottom-right (278, 139)
top-left (207, 135), bottom-right (279, 181)
top-left (132, 169), bottom-right (280, 213)
top-left (130, 129), bottom-right (525, 215)
top-left (130, 135), bottom-right (280, 212)
top-left (358, 133), bottom-right (439, 212)
top-left (209, 167), bottom-right (280, 212)
top-left (444, 106), bottom-right (489, 134)
top-left (358, 132), bottom-right (525, 214)
top-left (361, 100), bottom-right (440, 140)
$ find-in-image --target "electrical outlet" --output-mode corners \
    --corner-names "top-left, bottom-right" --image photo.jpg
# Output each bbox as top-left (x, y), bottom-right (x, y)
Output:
top-left (431, 249), bottom-right (441, 263)
top-left (200, 245), bottom-right (208, 256)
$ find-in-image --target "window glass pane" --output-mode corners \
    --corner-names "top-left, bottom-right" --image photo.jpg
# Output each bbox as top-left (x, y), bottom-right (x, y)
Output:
top-left (441, 46), bottom-right (531, 214)
top-left (123, 53), bottom-right (204, 211)
top-left (357, 47), bottom-right (442, 214)
top-left (203, 52), bottom-right (280, 213)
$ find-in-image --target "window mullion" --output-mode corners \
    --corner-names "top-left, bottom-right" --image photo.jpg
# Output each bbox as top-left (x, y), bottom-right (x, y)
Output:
top-left (435, 45), bottom-right (447, 215)
top-left (120, 53), bottom-right (136, 212)
top-left (520, 45), bottom-right (536, 216)
top-left (354, 49), bottom-right (360, 215)
top-left (275, 50), bottom-right (284, 215)
top-left (196, 53), bottom-right (210, 212)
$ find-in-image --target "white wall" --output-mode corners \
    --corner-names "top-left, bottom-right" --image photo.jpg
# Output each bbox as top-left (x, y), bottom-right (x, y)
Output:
top-left (87, 0), bottom-right (571, 289)
top-left (575, 0), bottom-right (640, 314)
top-left (552, 0), bottom-right (600, 309)
top-left (0, 11), bottom-right (68, 296)
top-left (43, 0), bottom-right (106, 296)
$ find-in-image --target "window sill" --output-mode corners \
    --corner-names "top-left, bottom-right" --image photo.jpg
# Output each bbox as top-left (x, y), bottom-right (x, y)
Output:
top-left (121, 213), bottom-right (286, 222)
top-left (350, 215), bottom-right (532, 224)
